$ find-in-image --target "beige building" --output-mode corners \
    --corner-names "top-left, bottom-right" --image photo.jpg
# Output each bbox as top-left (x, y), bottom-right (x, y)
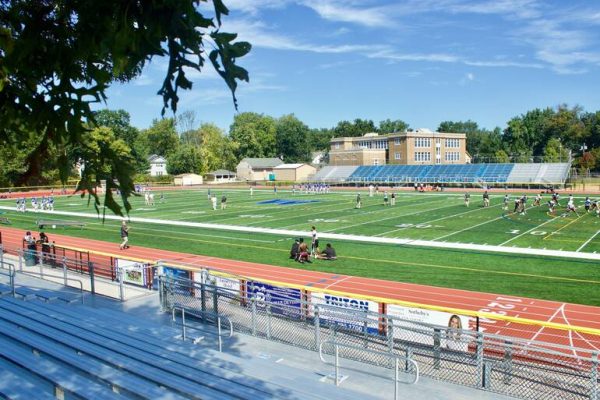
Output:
top-left (236, 158), bottom-right (283, 181)
top-left (173, 173), bottom-right (203, 186)
top-left (329, 129), bottom-right (467, 166)
top-left (273, 163), bottom-right (317, 182)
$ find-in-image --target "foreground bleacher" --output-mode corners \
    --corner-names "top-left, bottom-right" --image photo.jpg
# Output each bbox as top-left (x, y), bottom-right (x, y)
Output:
top-left (310, 163), bottom-right (570, 184)
top-left (0, 287), bottom-right (381, 399)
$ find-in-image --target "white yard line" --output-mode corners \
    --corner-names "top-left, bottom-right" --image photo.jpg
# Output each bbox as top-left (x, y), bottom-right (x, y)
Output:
top-left (433, 214), bottom-right (504, 241)
top-left (4, 206), bottom-right (600, 261)
top-left (499, 216), bottom-right (559, 246)
top-left (576, 230), bottom-right (600, 252)
top-left (377, 203), bottom-right (502, 237)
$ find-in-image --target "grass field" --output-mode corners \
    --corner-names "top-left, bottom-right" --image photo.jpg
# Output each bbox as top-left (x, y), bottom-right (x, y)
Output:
top-left (1, 188), bottom-right (600, 306)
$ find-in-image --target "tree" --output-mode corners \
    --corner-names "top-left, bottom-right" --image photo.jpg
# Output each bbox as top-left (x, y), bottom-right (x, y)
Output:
top-left (577, 152), bottom-right (596, 173)
top-left (379, 119), bottom-right (409, 134)
top-left (139, 119), bottom-right (180, 158)
top-left (494, 150), bottom-right (510, 163)
top-left (333, 119), bottom-right (377, 137)
top-left (0, 1), bottom-right (250, 215)
top-left (167, 146), bottom-right (201, 175)
top-left (69, 127), bottom-right (136, 216)
top-left (309, 128), bottom-right (335, 152)
top-left (197, 123), bottom-right (228, 173)
top-left (94, 109), bottom-right (147, 173)
top-left (543, 138), bottom-right (569, 163)
top-left (276, 114), bottom-right (311, 163)
top-left (229, 112), bottom-right (276, 159)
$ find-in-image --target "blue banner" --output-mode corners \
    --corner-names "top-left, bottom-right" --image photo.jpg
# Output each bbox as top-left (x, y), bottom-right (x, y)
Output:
top-left (246, 281), bottom-right (302, 318)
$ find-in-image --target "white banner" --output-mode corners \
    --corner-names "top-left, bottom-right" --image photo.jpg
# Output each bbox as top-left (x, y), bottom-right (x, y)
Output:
top-left (309, 292), bottom-right (379, 334)
top-left (387, 304), bottom-right (472, 351)
top-left (116, 258), bottom-right (147, 287)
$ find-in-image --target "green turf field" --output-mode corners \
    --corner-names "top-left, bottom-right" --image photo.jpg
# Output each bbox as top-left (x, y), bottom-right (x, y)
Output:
top-left (1, 188), bottom-right (600, 306)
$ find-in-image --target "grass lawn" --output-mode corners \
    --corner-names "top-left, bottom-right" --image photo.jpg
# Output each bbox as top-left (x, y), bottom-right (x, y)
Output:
top-left (1, 188), bottom-right (599, 306)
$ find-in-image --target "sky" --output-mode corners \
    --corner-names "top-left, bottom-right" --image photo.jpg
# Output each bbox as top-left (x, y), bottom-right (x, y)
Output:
top-left (100, 0), bottom-right (600, 133)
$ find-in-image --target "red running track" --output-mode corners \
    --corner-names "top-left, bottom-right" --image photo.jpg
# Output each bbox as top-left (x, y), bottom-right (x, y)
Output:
top-left (2, 226), bottom-right (599, 354)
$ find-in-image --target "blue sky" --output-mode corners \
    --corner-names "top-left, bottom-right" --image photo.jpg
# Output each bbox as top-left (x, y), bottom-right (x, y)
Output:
top-left (101, 0), bottom-right (600, 133)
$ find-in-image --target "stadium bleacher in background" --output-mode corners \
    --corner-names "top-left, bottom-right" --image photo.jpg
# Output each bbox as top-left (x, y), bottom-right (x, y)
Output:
top-left (310, 163), bottom-right (571, 185)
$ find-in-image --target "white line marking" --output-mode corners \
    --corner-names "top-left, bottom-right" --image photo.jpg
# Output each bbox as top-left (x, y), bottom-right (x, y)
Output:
top-left (577, 230), bottom-right (600, 252)
top-left (5, 206), bottom-right (600, 261)
top-left (500, 216), bottom-right (558, 246)
top-left (433, 214), bottom-right (504, 241)
top-left (528, 303), bottom-right (565, 343)
top-left (324, 276), bottom-right (353, 290)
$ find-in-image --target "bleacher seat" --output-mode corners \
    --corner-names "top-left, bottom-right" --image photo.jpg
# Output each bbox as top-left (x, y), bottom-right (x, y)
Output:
top-left (0, 292), bottom-right (375, 400)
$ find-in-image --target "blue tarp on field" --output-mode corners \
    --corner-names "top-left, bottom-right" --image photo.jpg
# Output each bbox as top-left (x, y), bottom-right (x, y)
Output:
top-left (257, 199), bottom-right (320, 206)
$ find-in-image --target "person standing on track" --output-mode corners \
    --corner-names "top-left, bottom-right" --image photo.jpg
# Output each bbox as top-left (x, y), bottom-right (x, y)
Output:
top-left (119, 221), bottom-right (130, 250)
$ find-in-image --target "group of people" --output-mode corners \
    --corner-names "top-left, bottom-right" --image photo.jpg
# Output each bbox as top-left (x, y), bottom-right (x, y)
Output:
top-left (289, 226), bottom-right (337, 262)
top-left (23, 230), bottom-right (53, 263)
top-left (208, 191), bottom-right (227, 210)
top-left (15, 196), bottom-right (54, 212)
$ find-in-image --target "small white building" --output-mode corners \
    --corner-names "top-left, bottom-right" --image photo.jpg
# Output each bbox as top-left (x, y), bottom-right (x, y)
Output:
top-left (173, 173), bottom-right (203, 186)
top-left (236, 158), bottom-right (283, 181)
top-left (273, 163), bottom-right (317, 182)
top-left (148, 155), bottom-right (167, 176)
top-left (206, 169), bottom-right (237, 183)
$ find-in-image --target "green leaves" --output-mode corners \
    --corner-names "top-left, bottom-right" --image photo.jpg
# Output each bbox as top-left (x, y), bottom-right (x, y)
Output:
top-left (0, 0), bottom-right (250, 217)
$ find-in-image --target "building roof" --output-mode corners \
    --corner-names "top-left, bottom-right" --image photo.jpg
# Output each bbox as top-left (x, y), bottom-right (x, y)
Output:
top-left (207, 169), bottom-right (236, 176)
top-left (148, 154), bottom-right (166, 163)
top-left (274, 163), bottom-right (307, 169)
top-left (239, 158), bottom-right (283, 168)
top-left (174, 173), bottom-right (202, 178)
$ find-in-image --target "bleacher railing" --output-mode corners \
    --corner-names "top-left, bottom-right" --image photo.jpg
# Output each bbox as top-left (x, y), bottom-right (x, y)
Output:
top-left (158, 272), bottom-right (599, 400)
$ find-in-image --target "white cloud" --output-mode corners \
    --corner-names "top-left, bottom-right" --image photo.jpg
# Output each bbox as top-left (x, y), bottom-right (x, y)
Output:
top-left (301, 0), bottom-right (390, 27)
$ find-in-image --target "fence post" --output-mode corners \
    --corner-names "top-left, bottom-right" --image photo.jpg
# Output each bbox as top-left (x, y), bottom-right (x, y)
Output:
top-left (314, 306), bottom-right (321, 351)
top-left (503, 340), bottom-right (513, 385)
top-left (476, 333), bottom-right (485, 388)
top-left (334, 344), bottom-right (340, 386)
top-left (0, 244), bottom-right (3, 267)
top-left (200, 280), bottom-right (206, 314)
top-left (38, 251), bottom-right (44, 278)
top-left (433, 328), bottom-right (441, 370)
top-left (18, 249), bottom-right (23, 272)
top-left (118, 267), bottom-right (124, 301)
top-left (159, 277), bottom-right (165, 312)
top-left (88, 261), bottom-right (96, 295)
top-left (182, 308), bottom-right (186, 341)
top-left (212, 287), bottom-right (219, 315)
top-left (266, 293), bottom-right (272, 340)
top-left (62, 257), bottom-right (68, 286)
top-left (251, 297), bottom-right (257, 336)
top-left (405, 347), bottom-right (413, 373)
top-left (387, 318), bottom-right (394, 353)
top-left (591, 352), bottom-right (598, 400)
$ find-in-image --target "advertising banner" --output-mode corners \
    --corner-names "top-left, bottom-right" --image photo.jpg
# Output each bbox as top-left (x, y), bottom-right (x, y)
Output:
top-left (162, 266), bottom-right (192, 295)
top-left (309, 292), bottom-right (379, 334)
top-left (116, 258), bottom-right (147, 287)
top-left (246, 281), bottom-right (302, 318)
top-left (387, 305), bottom-right (472, 351)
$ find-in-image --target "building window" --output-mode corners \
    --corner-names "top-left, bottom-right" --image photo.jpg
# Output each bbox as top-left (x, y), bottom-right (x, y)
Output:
top-left (445, 138), bottom-right (460, 148)
top-left (373, 159), bottom-right (380, 166)
top-left (395, 152), bottom-right (401, 160)
top-left (444, 152), bottom-right (460, 161)
top-left (415, 138), bottom-right (431, 148)
top-left (414, 152), bottom-right (431, 162)
top-left (335, 143), bottom-right (340, 149)
top-left (394, 138), bottom-right (400, 145)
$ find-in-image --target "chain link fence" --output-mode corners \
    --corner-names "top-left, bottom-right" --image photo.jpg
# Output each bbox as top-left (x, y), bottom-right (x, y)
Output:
top-left (159, 272), bottom-right (599, 400)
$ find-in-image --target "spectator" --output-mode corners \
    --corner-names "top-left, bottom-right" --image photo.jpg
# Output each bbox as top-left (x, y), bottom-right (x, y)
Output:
top-left (221, 194), bottom-right (227, 210)
top-left (317, 243), bottom-right (337, 260)
top-left (290, 238), bottom-right (300, 260)
top-left (297, 238), bottom-right (311, 263)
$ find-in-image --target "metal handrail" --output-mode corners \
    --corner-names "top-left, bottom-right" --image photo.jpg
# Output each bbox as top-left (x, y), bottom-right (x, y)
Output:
top-left (319, 339), bottom-right (419, 399)
top-left (19, 270), bottom-right (85, 304)
top-left (171, 304), bottom-right (233, 352)
top-left (0, 260), bottom-right (16, 296)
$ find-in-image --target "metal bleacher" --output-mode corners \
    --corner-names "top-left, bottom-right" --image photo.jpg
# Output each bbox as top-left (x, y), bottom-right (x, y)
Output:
top-left (347, 163), bottom-right (515, 183)
top-left (311, 165), bottom-right (358, 182)
top-left (0, 285), bottom-right (375, 400)
top-left (506, 163), bottom-right (570, 184)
